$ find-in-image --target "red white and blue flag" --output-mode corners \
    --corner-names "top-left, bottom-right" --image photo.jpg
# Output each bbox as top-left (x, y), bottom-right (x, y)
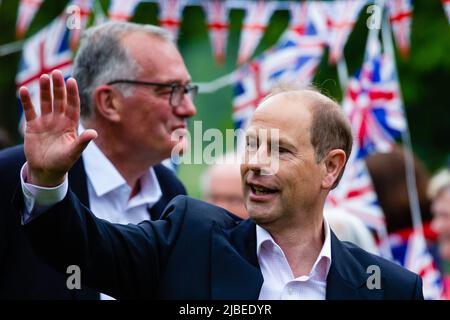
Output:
top-left (202, 0), bottom-right (230, 64)
top-left (343, 35), bottom-right (406, 159)
top-left (16, 0), bottom-right (44, 38)
top-left (233, 3), bottom-right (326, 130)
top-left (390, 229), bottom-right (444, 299)
top-left (326, 146), bottom-right (392, 258)
top-left (443, 0), bottom-right (450, 24)
top-left (320, 0), bottom-right (367, 64)
top-left (387, 0), bottom-right (413, 58)
top-left (158, 0), bottom-right (188, 40)
top-left (237, 0), bottom-right (277, 64)
top-left (16, 15), bottom-right (73, 133)
top-left (108, 0), bottom-right (141, 22)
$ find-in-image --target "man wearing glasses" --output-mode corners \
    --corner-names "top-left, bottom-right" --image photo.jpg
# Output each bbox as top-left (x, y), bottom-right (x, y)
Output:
top-left (0, 22), bottom-right (196, 299)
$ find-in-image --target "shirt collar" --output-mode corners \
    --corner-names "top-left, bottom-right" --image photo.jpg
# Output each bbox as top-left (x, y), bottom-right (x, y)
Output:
top-left (256, 217), bottom-right (332, 280)
top-left (79, 125), bottom-right (162, 203)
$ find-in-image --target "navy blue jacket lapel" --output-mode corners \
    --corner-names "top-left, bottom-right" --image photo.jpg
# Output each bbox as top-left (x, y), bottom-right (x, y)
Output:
top-left (326, 232), bottom-right (384, 300)
top-left (210, 219), bottom-right (263, 299)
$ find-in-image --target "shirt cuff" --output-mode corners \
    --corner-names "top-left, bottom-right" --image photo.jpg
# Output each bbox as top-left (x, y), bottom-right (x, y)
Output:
top-left (20, 163), bottom-right (68, 223)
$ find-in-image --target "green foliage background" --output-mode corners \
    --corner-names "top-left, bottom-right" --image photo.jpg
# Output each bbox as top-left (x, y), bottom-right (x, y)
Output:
top-left (0, 0), bottom-right (449, 198)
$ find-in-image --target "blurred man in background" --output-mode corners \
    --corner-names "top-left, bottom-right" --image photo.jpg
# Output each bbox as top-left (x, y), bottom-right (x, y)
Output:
top-left (0, 22), bottom-right (196, 299)
top-left (201, 153), bottom-right (248, 219)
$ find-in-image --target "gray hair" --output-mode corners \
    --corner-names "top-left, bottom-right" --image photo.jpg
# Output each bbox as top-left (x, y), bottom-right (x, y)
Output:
top-left (73, 22), bottom-right (174, 119)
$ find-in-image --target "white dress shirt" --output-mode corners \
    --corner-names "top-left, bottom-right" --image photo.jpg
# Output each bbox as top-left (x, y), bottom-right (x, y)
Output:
top-left (257, 219), bottom-right (332, 300)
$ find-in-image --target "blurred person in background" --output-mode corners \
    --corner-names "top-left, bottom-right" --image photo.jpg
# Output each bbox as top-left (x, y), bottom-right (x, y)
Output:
top-left (366, 146), bottom-right (434, 240)
top-left (428, 166), bottom-right (450, 299)
top-left (201, 153), bottom-right (248, 219)
top-left (0, 22), bottom-right (196, 299)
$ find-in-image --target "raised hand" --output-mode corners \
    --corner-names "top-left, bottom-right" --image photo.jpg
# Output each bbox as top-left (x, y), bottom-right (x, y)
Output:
top-left (19, 70), bottom-right (98, 187)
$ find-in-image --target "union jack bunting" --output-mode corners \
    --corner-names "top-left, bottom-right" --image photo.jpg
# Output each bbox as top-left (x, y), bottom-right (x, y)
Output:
top-left (158, 0), bottom-right (188, 40)
top-left (326, 146), bottom-right (392, 258)
top-left (108, 0), bottom-right (141, 22)
top-left (233, 28), bottom-right (326, 130)
top-left (387, 0), bottom-right (413, 58)
top-left (16, 15), bottom-right (73, 133)
top-left (68, 0), bottom-right (94, 49)
top-left (233, 1), bottom-right (327, 130)
top-left (288, 1), bottom-right (327, 37)
top-left (390, 229), bottom-right (444, 299)
top-left (343, 35), bottom-right (406, 159)
top-left (320, 0), bottom-right (367, 64)
top-left (443, 0), bottom-right (450, 24)
top-left (15, 0), bottom-right (44, 38)
top-left (237, 0), bottom-right (277, 64)
top-left (202, 0), bottom-right (230, 64)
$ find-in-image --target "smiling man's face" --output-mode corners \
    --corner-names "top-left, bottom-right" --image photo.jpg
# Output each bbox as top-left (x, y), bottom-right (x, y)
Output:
top-left (240, 91), bottom-right (325, 229)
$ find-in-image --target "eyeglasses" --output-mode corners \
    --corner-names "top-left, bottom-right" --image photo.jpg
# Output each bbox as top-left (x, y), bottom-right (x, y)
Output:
top-left (107, 79), bottom-right (198, 108)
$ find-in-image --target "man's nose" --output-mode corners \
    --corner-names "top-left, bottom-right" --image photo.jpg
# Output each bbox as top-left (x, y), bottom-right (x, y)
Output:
top-left (245, 145), bottom-right (273, 174)
top-left (175, 94), bottom-right (197, 118)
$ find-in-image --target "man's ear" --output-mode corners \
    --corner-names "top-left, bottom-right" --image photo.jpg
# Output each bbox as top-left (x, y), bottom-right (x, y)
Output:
top-left (93, 85), bottom-right (122, 122)
top-left (321, 149), bottom-right (346, 189)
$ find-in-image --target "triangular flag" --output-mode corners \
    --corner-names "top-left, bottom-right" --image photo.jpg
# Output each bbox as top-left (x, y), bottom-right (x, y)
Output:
top-left (15, 0), bottom-right (44, 38)
top-left (321, 0), bottom-right (367, 64)
top-left (387, 0), bottom-right (413, 58)
top-left (202, 0), bottom-right (230, 64)
top-left (108, 0), bottom-right (141, 22)
top-left (158, 0), bottom-right (187, 40)
top-left (237, 0), bottom-right (276, 64)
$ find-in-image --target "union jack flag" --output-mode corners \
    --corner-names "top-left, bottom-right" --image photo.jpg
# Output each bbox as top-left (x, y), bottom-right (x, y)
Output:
top-left (108, 0), bottom-right (141, 22)
top-left (387, 0), bottom-right (413, 58)
top-left (16, 15), bottom-right (73, 133)
top-left (319, 0), bottom-right (367, 64)
top-left (343, 34), bottom-right (406, 159)
top-left (327, 146), bottom-right (392, 258)
top-left (233, 6), bottom-right (326, 130)
top-left (389, 229), bottom-right (444, 299)
top-left (158, 0), bottom-right (187, 40)
top-left (443, 0), bottom-right (450, 24)
top-left (202, 0), bottom-right (230, 64)
top-left (237, 0), bottom-right (277, 64)
top-left (16, 0), bottom-right (44, 38)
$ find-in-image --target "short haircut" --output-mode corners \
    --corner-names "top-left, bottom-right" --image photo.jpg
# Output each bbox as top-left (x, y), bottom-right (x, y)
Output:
top-left (265, 83), bottom-right (353, 188)
top-left (73, 22), bottom-right (174, 119)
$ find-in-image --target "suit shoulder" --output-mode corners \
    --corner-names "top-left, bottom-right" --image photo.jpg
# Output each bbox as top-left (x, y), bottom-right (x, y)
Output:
top-left (0, 145), bottom-right (26, 189)
top-left (0, 145), bottom-right (25, 168)
top-left (163, 195), bottom-right (241, 228)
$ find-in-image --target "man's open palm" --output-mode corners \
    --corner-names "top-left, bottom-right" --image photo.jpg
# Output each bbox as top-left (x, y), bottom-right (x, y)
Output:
top-left (20, 70), bottom-right (97, 187)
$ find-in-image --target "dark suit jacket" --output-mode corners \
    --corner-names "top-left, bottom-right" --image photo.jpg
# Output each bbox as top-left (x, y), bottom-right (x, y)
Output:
top-left (16, 189), bottom-right (424, 300)
top-left (0, 145), bottom-right (186, 299)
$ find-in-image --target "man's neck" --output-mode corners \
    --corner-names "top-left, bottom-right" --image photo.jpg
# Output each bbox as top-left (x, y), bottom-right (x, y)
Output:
top-left (265, 214), bottom-right (325, 278)
top-left (83, 121), bottom-right (159, 190)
